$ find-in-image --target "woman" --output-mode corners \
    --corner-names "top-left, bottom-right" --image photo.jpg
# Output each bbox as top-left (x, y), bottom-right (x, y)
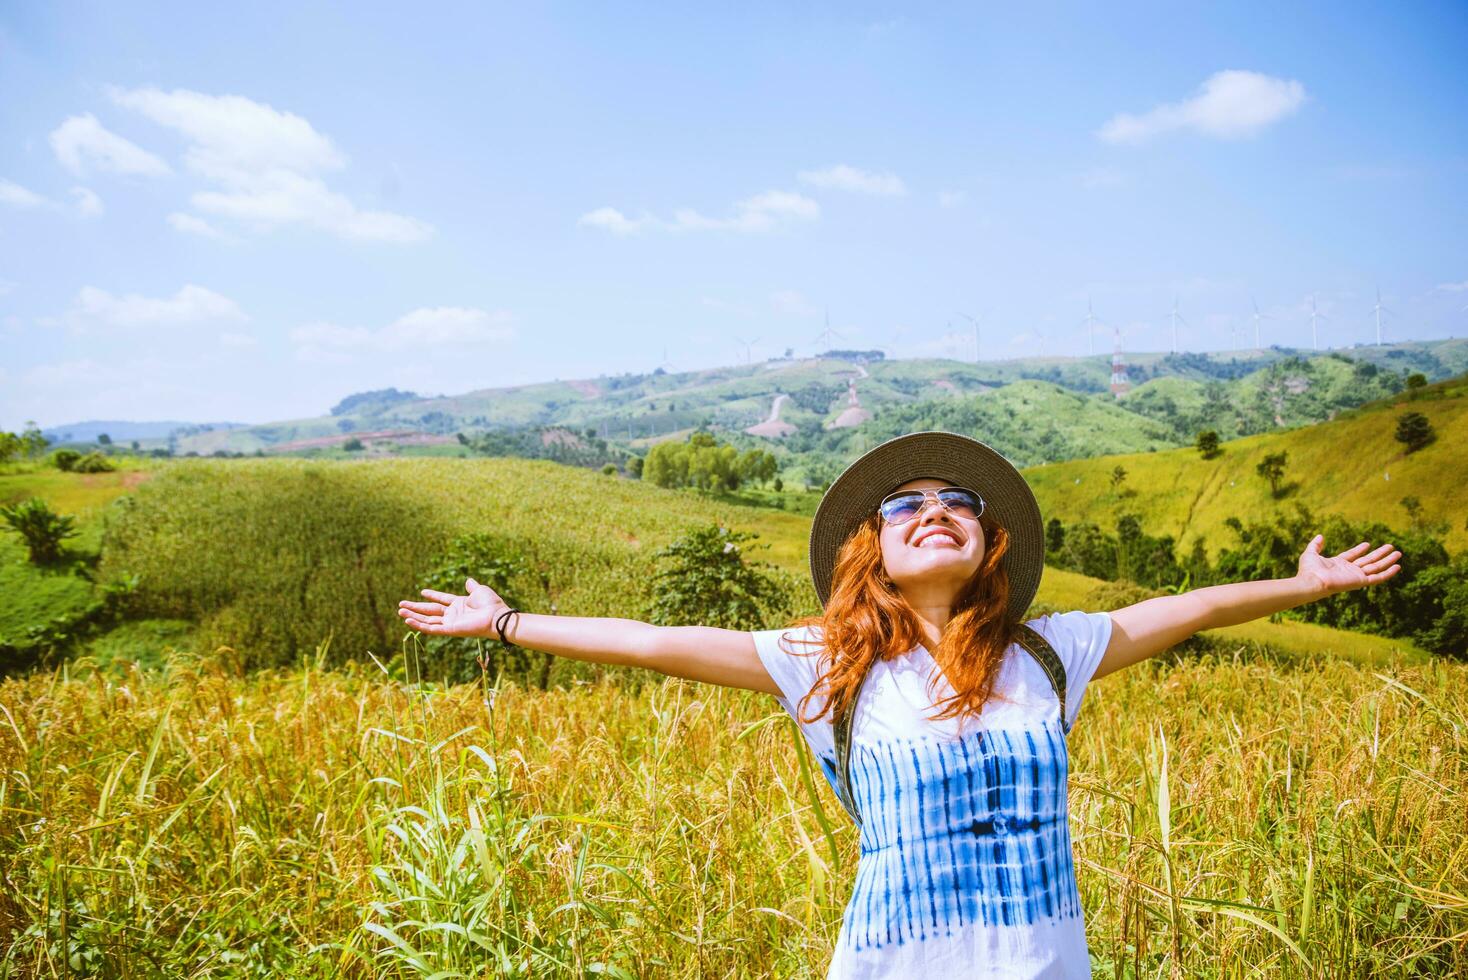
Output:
top-left (397, 431), bottom-right (1401, 978)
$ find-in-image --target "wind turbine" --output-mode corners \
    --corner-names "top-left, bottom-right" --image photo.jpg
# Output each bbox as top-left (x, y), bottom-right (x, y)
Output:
top-left (1168, 297), bottom-right (1186, 354)
top-left (812, 310), bottom-right (843, 352)
top-left (1308, 295), bottom-right (1327, 351)
top-left (956, 312), bottom-right (981, 363)
top-left (1250, 297), bottom-right (1271, 350)
top-left (1081, 300), bottom-right (1100, 356)
top-left (733, 336), bottom-right (760, 364)
top-left (1370, 288), bottom-right (1393, 346)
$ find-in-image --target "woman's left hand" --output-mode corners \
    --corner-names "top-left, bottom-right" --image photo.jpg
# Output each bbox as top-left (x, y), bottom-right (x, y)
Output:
top-left (1298, 535), bottom-right (1402, 596)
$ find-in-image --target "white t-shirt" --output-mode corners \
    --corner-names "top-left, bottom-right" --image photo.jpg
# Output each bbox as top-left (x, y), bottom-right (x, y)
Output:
top-left (752, 610), bottom-right (1114, 980)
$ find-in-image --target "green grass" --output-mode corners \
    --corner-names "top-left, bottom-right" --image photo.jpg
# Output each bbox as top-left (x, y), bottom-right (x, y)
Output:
top-left (0, 537), bottom-right (96, 644)
top-left (80, 618), bottom-right (196, 671)
top-left (0, 464), bottom-right (150, 645)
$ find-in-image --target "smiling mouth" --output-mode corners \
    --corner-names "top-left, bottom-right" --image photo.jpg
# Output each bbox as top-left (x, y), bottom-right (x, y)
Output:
top-left (913, 531), bottom-right (960, 548)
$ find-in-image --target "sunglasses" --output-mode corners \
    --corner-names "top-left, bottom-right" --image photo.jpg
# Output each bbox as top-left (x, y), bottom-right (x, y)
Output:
top-left (877, 486), bottom-right (986, 526)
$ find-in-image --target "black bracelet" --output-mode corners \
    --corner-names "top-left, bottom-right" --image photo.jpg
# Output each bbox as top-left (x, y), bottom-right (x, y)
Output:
top-left (494, 607), bottom-right (520, 646)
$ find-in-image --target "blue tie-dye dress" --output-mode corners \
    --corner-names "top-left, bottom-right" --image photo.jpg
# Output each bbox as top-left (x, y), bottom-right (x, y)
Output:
top-left (752, 610), bottom-right (1114, 979)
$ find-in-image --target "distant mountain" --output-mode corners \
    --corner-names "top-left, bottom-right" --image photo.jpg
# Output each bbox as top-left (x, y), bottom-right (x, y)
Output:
top-left (42, 420), bottom-right (247, 444)
top-left (161, 339), bottom-right (1467, 472)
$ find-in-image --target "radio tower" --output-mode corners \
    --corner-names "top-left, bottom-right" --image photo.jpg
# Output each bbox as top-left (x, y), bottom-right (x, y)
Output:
top-left (1109, 325), bottom-right (1130, 400)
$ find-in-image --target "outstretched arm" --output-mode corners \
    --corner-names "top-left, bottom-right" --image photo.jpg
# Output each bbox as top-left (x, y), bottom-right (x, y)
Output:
top-left (397, 578), bottom-right (781, 695)
top-left (1096, 535), bottom-right (1402, 679)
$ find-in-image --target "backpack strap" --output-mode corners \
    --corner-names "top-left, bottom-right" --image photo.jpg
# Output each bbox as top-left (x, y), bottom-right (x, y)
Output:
top-left (832, 623), bottom-right (1070, 829)
top-left (831, 665), bottom-right (871, 826)
top-left (1014, 622), bottom-right (1070, 733)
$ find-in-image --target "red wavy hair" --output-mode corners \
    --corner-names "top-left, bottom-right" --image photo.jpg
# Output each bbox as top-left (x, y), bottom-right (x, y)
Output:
top-left (784, 508), bottom-right (1017, 728)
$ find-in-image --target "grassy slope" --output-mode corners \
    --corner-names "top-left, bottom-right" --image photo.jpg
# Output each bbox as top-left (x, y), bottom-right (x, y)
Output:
top-left (1022, 382), bottom-right (1468, 556)
top-left (0, 466), bottom-right (156, 643)
top-left (0, 455), bottom-right (1423, 668)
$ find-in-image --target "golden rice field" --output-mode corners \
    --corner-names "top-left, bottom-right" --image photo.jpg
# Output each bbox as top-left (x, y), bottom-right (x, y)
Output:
top-left (1, 641), bottom-right (1463, 978)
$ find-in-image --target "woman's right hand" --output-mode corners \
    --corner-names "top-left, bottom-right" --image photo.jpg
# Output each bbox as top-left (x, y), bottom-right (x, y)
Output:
top-left (398, 577), bottom-right (508, 638)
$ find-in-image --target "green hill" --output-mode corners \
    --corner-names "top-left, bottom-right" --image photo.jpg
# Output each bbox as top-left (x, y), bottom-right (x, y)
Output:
top-left (1022, 378), bottom-right (1468, 557)
top-left (160, 341), bottom-right (1462, 462)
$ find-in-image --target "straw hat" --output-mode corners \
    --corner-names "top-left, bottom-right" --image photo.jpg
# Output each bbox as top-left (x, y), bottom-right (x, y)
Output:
top-left (808, 431), bottom-right (1043, 622)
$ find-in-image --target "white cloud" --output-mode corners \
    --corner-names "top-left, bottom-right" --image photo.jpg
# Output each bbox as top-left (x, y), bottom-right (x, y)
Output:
top-left (2, 179), bottom-right (105, 217)
top-left (937, 189), bottom-right (967, 208)
top-left (1436, 279), bottom-right (1468, 293)
top-left (49, 113), bottom-right (171, 177)
top-left (108, 86), bottom-right (431, 243)
top-left (673, 190), bottom-right (819, 232)
top-left (59, 284), bottom-right (248, 329)
top-left (798, 164), bottom-right (907, 196)
top-left (291, 306), bottom-right (514, 359)
top-left (0, 179), bottom-right (47, 208)
top-left (770, 289), bottom-right (817, 316)
top-left (580, 190), bottom-right (819, 235)
top-left (1098, 70), bottom-right (1307, 144)
top-left (577, 206), bottom-right (656, 236)
top-left (167, 211), bottom-right (228, 239)
top-left (70, 187), bottom-right (104, 217)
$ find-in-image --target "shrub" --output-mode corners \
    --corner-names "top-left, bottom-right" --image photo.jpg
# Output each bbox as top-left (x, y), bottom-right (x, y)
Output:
top-left (412, 532), bottom-right (541, 685)
top-left (1394, 411), bottom-right (1434, 453)
top-left (342, 437), bottom-right (365, 452)
top-left (647, 524), bottom-right (792, 630)
top-left (50, 448), bottom-right (83, 471)
top-left (71, 452), bottom-right (115, 473)
top-left (0, 497), bottom-right (78, 563)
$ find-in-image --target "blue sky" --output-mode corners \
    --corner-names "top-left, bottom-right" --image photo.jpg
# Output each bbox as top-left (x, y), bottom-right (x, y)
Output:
top-left (2, 1), bottom-right (1466, 428)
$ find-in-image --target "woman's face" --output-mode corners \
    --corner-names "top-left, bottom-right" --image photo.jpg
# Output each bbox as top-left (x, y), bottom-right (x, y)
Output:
top-left (877, 477), bottom-right (986, 600)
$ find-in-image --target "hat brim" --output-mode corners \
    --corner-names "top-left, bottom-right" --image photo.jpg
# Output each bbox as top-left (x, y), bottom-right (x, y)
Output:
top-left (808, 431), bottom-right (1043, 623)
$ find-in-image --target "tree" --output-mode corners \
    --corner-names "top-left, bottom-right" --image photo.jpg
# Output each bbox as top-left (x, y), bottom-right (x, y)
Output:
top-left (1044, 517), bottom-right (1066, 554)
top-left (19, 421), bottom-right (49, 459)
top-left (0, 431), bottom-right (21, 464)
top-left (773, 477), bottom-right (783, 493)
top-left (1395, 412), bottom-right (1435, 453)
top-left (648, 525), bottom-right (791, 631)
top-left (1256, 451), bottom-right (1289, 498)
top-left (1400, 495), bottom-right (1424, 530)
top-left (600, 463), bottom-right (617, 475)
top-left (342, 437), bottom-right (365, 452)
top-left (1195, 430), bottom-right (1221, 460)
top-left (97, 433), bottom-right (112, 446)
top-left (736, 448), bottom-right (778, 487)
top-left (627, 456), bottom-right (644, 478)
top-left (1405, 372), bottom-right (1428, 391)
top-left (1109, 465), bottom-right (1128, 492)
top-left (0, 497), bottom-right (78, 563)
top-left (130, 440), bottom-right (140, 452)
